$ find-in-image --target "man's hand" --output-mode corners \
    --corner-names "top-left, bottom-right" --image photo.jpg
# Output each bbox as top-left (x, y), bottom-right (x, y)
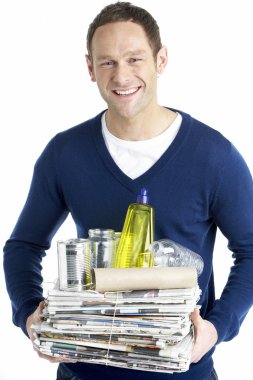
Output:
top-left (190, 308), bottom-right (218, 363)
top-left (26, 301), bottom-right (76, 363)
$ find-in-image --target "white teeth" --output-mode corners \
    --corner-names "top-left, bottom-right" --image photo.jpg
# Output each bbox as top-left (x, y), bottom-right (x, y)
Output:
top-left (115, 88), bottom-right (138, 95)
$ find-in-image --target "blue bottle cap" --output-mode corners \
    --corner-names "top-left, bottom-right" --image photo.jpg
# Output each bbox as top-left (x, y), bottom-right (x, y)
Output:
top-left (137, 188), bottom-right (150, 204)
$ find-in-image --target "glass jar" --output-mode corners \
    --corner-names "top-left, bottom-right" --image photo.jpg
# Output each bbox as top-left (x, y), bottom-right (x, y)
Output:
top-left (88, 229), bottom-right (116, 268)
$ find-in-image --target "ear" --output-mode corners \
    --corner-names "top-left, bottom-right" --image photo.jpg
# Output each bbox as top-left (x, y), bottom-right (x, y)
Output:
top-left (85, 54), bottom-right (96, 82)
top-left (156, 46), bottom-right (168, 75)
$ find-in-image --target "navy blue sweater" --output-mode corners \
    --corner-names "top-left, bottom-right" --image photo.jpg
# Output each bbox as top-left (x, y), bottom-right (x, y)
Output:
top-left (4, 110), bottom-right (253, 379)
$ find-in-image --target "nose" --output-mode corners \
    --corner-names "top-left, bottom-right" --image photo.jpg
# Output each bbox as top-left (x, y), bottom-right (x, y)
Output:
top-left (112, 62), bottom-right (131, 85)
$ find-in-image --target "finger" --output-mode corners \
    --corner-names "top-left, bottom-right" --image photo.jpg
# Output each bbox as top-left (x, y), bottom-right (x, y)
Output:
top-left (191, 350), bottom-right (201, 363)
top-left (37, 300), bottom-right (45, 317)
top-left (190, 336), bottom-right (203, 363)
top-left (190, 309), bottom-right (202, 363)
top-left (38, 352), bottom-right (78, 364)
top-left (191, 310), bottom-right (201, 342)
top-left (33, 344), bottom-right (77, 363)
top-left (190, 308), bottom-right (200, 324)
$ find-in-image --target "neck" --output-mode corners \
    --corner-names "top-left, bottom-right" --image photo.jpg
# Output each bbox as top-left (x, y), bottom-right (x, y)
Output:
top-left (105, 106), bottom-right (177, 141)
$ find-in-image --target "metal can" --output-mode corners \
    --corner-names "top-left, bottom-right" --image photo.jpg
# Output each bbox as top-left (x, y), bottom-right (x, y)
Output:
top-left (88, 229), bottom-right (116, 268)
top-left (57, 238), bottom-right (91, 291)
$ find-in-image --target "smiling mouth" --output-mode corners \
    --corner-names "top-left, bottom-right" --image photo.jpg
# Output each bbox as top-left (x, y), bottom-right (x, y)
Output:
top-left (113, 87), bottom-right (140, 96)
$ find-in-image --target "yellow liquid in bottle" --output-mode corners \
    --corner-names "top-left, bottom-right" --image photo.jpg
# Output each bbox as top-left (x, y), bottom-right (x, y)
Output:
top-left (114, 203), bottom-right (154, 268)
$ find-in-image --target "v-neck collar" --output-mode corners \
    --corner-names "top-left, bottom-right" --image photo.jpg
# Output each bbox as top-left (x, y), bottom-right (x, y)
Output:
top-left (91, 108), bottom-right (193, 193)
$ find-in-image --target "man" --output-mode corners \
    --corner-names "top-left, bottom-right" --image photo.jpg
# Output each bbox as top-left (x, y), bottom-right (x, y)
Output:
top-left (3, 2), bottom-right (253, 380)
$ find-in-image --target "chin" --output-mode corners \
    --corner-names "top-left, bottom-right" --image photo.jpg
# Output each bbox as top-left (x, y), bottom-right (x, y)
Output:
top-left (114, 104), bottom-right (143, 120)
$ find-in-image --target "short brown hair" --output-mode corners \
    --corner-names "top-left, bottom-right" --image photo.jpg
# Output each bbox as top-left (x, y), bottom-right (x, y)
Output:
top-left (86, 2), bottom-right (162, 59)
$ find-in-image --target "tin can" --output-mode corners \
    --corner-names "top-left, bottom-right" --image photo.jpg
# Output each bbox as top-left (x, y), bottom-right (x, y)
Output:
top-left (88, 229), bottom-right (116, 268)
top-left (57, 238), bottom-right (91, 291)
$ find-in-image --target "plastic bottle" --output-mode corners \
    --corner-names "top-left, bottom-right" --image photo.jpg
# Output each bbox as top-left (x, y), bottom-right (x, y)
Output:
top-left (114, 188), bottom-right (154, 268)
top-left (149, 239), bottom-right (204, 276)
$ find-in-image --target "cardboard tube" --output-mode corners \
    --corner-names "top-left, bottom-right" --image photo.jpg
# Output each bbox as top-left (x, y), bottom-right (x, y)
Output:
top-left (91, 267), bottom-right (197, 292)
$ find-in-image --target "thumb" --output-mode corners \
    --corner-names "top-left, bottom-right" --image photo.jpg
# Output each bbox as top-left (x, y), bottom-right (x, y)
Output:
top-left (37, 300), bottom-right (45, 316)
top-left (191, 308), bottom-right (200, 324)
top-left (26, 300), bottom-right (45, 339)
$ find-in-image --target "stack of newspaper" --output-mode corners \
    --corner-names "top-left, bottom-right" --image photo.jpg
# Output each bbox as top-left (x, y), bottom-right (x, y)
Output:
top-left (33, 268), bottom-right (201, 373)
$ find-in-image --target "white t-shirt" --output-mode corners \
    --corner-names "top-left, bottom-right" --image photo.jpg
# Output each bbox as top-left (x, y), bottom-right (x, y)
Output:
top-left (101, 112), bottom-right (182, 179)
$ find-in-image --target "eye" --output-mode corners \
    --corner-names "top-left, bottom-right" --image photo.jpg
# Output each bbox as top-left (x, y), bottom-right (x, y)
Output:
top-left (101, 60), bottom-right (114, 67)
top-left (128, 58), bottom-right (142, 64)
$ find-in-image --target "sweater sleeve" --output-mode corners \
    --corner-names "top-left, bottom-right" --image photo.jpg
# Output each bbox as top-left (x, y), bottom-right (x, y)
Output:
top-left (3, 136), bottom-right (69, 336)
top-left (205, 143), bottom-right (253, 343)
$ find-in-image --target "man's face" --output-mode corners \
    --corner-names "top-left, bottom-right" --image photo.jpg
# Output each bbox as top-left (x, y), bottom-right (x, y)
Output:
top-left (86, 21), bottom-right (167, 121)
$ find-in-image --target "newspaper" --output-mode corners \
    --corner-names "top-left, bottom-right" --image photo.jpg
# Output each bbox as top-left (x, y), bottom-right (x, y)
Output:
top-left (33, 268), bottom-right (201, 373)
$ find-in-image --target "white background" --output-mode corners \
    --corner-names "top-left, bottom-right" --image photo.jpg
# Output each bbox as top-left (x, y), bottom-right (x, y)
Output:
top-left (0, 1), bottom-right (252, 379)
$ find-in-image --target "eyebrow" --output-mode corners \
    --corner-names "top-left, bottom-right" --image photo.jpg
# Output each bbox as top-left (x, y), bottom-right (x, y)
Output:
top-left (96, 50), bottom-right (147, 61)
